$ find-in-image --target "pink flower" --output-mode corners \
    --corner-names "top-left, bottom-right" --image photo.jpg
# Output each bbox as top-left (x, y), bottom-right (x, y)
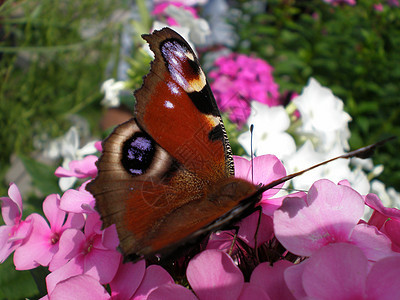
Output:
top-left (383, 219), bottom-right (400, 252)
top-left (365, 193), bottom-right (400, 252)
top-left (46, 213), bottom-right (120, 294)
top-left (55, 155), bottom-right (98, 179)
top-left (374, 3), bottom-right (384, 11)
top-left (185, 250), bottom-right (290, 299)
top-left (152, 2), bottom-right (198, 26)
top-left (274, 179), bottom-right (395, 261)
top-left (46, 274), bottom-right (110, 300)
top-left (250, 260), bottom-right (294, 300)
top-left (210, 54), bottom-right (280, 126)
top-left (323, 0), bottom-right (356, 5)
top-left (129, 264), bottom-right (174, 300)
top-left (186, 250), bottom-right (245, 299)
top-left (0, 183), bottom-right (33, 263)
top-left (60, 180), bottom-right (96, 214)
top-left (13, 194), bottom-right (84, 270)
top-left (148, 283), bottom-right (198, 300)
top-left (94, 140), bottom-right (102, 152)
top-left (284, 243), bottom-right (400, 299)
top-left (208, 155), bottom-right (284, 251)
top-left (387, 0), bottom-right (399, 6)
top-left (109, 260), bottom-right (146, 299)
top-left (365, 192), bottom-right (400, 229)
top-left (55, 154), bottom-right (98, 191)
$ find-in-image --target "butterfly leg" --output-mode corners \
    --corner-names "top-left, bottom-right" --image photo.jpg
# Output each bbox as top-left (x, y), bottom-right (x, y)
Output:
top-left (253, 206), bottom-right (263, 263)
top-left (228, 225), bottom-right (240, 257)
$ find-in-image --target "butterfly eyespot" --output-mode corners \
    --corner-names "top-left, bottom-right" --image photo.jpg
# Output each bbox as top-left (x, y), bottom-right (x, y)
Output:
top-left (121, 132), bottom-right (156, 176)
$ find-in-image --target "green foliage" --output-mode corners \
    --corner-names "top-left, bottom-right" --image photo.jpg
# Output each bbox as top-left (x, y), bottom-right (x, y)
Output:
top-left (235, 0), bottom-right (400, 190)
top-left (0, 256), bottom-right (38, 299)
top-left (0, 0), bottom-right (125, 190)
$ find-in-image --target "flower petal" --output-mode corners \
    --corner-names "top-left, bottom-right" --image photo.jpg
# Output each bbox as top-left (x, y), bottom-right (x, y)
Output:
top-left (133, 265), bottom-right (174, 300)
top-left (302, 243), bottom-right (367, 299)
top-left (84, 248), bottom-right (120, 284)
top-left (365, 256), bottom-right (400, 299)
top-left (238, 283), bottom-right (271, 300)
top-left (0, 183), bottom-right (22, 225)
top-left (110, 260), bottom-right (146, 300)
top-left (274, 179), bottom-right (364, 256)
top-left (50, 274), bottom-right (109, 300)
top-left (250, 260), bottom-right (294, 300)
top-left (187, 250), bottom-right (244, 300)
top-left (13, 214), bottom-right (52, 270)
top-left (43, 194), bottom-right (65, 231)
top-left (349, 223), bottom-right (395, 262)
top-left (284, 262), bottom-right (308, 299)
top-left (148, 283), bottom-right (198, 300)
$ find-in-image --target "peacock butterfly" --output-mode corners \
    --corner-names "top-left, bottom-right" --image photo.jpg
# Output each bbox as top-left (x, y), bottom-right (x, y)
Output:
top-left (87, 27), bottom-right (264, 261)
top-left (86, 27), bottom-right (382, 262)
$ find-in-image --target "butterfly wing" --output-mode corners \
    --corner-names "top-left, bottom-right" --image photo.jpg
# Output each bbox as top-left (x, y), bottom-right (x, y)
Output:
top-left (87, 28), bottom-right (257, 261)
top-left (135, 28), bottom-right (234, 180)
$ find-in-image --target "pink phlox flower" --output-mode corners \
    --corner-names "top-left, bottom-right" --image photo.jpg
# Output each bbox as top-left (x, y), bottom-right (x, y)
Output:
top-left (128, 264), bottom-right (174, 300)
top-left (109, 260), bottom-right (146, 299)
top-left (274, 179), bottom-right (396, 262)
top-left (374, 3), bottom-right (384, 11)
top-left (250, 260), bottom-right (294, 300)
top-left (94, 140), bottom-right (103, 152)
top-left (152, 2), bottom-right (198, 26)
top-left (46, 212), bottom-right (120, 294)
top-left (388, 0), bottom-right (400, 6)
top-left (13, 194), bottom-right (84, 270)
top-left (210, 53), bottom-right (280, 126)
top-left (186, 250), bottom-right (244, 299)
top-left (185, 249), bottom-right (276, 299)
top-left (148, 282), bottom-right (198, 300)
top-left (55, 154), bottom-right (98, 191)
top-left (55, 155), bottom-right (98, 179)
top-left (208, 155), bottom-right (284, 251)
top-left (154, 0), bottom-right (208, 5)
top-left (323, 0), bottom-right (356, 5)
top-left (284, 243), bottom-right (400, 299)
top-left (60, 180), bottom-right (97, 214)
top-left (365, 193), bottom-right (400, 252)
top-left (45, 274), bottom-right (110, 300)
top-left (365, 192), bottom-right (400, 229)
top-left (0, 183), bottom-right (33, 263)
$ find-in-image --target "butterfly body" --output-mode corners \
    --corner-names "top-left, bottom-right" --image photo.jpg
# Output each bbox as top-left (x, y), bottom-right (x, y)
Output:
top-left (87, 28), bottom-right (259, 261)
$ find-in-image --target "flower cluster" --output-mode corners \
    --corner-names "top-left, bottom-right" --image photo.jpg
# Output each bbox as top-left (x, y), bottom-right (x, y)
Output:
top-left (209, 54), bottom-right (280, 126)
top-left (1, 147), bottom-right (400, 299)
top-left (323, 0), bottom-right (356, 6)
top-left (6, 1), bottom-right (398, 298)
top-left (237, 78), bottom-right (400, 217)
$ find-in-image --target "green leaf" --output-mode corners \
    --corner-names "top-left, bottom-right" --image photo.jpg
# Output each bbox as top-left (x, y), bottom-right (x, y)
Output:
top-left (0, 256), bottom-right (39, 299)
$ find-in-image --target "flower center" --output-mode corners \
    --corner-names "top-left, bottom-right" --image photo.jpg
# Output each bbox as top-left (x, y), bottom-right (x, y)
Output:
top-left (50, 232), bottom-right (60, 245)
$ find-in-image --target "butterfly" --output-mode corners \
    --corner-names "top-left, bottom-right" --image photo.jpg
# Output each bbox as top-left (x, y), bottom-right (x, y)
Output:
top-left (87, 27), bottom-right (384, 262)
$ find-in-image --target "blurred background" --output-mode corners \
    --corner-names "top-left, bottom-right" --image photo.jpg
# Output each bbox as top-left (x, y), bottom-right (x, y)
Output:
top-left (0, 0), bottom-right (399, 298)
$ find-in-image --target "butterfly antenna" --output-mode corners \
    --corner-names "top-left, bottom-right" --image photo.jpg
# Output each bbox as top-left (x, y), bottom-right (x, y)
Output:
top-left (250, 124), bottom-right (255, 184)
top-left (257, 136), bottom-right (396, 196)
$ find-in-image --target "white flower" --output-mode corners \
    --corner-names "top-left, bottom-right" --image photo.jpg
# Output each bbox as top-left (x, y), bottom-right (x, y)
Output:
top-left (100, 78), bottom-right (125, 108)
top-left (164, 5), bottom-right (211, 45)
top-left (238, 102), bottom-right (296, 160)
top-left (154, 0), bottom-right (209, 7)
top-left (283, 140), bottom-right (370, 194)
top-left (293, 78), bottom-right (351, 152)
top-left (45, 127), bottom-right (97, 191)
top-left (371, 180), bottom-right (400, 209)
